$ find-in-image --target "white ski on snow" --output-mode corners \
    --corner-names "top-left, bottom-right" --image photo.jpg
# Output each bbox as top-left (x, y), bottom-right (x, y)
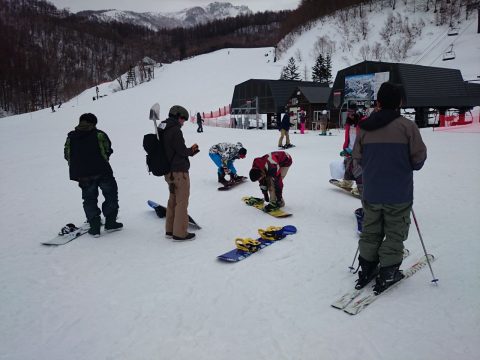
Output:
top-left (331, 249), bottom-right (411, 310)
top-left (343, 254), bottom-right (436, 315)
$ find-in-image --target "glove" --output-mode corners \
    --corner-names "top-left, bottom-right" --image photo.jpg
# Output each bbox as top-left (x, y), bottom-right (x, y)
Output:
top-left (191, 144), bottom-right (200, 155)
top-left (340, 148), bottom-right (352, 157)
top-left (223, 167), bottom-right (230, 174)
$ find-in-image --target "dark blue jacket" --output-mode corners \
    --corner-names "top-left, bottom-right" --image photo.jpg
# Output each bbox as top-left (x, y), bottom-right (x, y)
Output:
top-left (352, 110), bottom-right (427, 204)
top-left (279, 113), bottom-right (292, 131)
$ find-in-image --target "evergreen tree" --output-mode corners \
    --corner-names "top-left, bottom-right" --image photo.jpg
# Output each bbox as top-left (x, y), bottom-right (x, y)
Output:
top-left (282, 57), bottom-right (301, 80)
top-left (311, 53), bottom-right (324, 82)
top-left (324, 53), bottom-right (332, 85)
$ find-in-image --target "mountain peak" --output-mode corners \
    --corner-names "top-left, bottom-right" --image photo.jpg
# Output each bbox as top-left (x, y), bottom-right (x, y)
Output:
top-left (81, 2), bottom-right (253, 30)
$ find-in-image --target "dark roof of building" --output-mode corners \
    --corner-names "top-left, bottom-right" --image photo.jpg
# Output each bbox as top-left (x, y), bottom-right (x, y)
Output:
top-left (296, 86), bottom-right (331, 104)
top-left (232, 79), bottom-right (327, 113)
top-left (397, 63), bottom-right (471, 107)
top-left (329, 61), bottom-right (479, 108)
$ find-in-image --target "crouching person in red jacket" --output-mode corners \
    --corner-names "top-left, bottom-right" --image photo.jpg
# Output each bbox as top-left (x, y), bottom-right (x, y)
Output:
top-left (249, 151), bottom-right (292, 212)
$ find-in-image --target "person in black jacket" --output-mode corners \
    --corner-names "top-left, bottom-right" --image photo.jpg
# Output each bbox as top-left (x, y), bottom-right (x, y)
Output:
top-left (196, 112), bottom-right (204, 133)
top-left (162, 105), bottom-right (200, 241)
top-left (64, 113), bottom-right (122, 237)
top-left (278, 111), bottom-right (294, 149)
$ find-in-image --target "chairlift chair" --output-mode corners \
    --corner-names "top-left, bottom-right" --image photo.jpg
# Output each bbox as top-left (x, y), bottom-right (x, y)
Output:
top-left (442, 44), bottom-right (456, 61)
top-left (447, 27), bottom-right (459, 36)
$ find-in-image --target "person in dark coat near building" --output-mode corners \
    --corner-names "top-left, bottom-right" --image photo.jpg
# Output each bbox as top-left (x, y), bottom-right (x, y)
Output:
top-left (64, 113), bottom-right (123, 237)
top-left (196, 112), bottom-right (204, 133)
top-left (162, 105), bottom-right (200, 241)
top-left (352, 82), bottom-right (427, 294)
top-left (278, 111), bottom-right (294, 149)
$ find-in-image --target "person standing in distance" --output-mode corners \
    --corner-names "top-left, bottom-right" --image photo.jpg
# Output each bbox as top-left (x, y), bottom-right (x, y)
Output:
top-left (64, 113), bottom-right (123, 237)
top-left (162, 105), bottom-right (199, 241)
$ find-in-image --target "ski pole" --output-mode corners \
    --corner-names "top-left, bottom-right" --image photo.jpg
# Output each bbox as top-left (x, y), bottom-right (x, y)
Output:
top-left (412, 209), bottom-right (439, 284)
top-left (348, 246), bottom-right (359, 272)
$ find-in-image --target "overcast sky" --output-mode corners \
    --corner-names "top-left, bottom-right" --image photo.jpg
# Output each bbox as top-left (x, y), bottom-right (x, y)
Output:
top-left (48, 0), bottom-right (301, 13)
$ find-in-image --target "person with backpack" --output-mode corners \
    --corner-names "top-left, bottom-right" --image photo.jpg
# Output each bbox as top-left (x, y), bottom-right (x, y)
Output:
top-left (209, 142), bottom-right (247, 185)
top-left (352, 82), bottom-right (427, 294)
top-left (248, 151), bottom-right (292, 212)
top-left (64, 113), bottom-right (123, 237)
top-left (162, 105), bottom-right (199, 241)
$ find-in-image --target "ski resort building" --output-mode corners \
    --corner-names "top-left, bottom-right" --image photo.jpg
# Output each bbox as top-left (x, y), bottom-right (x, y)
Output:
top-left (230, 79), bottom-right (329, 129)
top-left (328, 61), bottom-right (480, 128)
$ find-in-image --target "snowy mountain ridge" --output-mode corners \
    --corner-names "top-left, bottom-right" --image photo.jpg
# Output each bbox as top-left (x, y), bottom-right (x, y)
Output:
top-left (78, 1), bottom-right (252, 30)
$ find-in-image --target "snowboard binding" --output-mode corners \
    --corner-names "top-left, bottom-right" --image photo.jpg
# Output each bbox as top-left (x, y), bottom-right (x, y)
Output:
top-left (235, 238), bottom-right (262, 253)
top-left (58, 223), bottom-right (78, 236)
top-left (244, 197), bottom-right (264, 206)
top-left (258, 226), bottom-right (285, 241)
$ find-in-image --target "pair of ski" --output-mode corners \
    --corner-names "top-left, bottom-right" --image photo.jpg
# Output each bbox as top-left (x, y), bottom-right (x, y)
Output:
top-left (332, 251), bottom-right (436, 315)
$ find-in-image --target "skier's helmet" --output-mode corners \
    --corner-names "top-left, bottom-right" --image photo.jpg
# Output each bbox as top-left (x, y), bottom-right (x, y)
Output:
top-left (169, 105), bottom-right (189, 120)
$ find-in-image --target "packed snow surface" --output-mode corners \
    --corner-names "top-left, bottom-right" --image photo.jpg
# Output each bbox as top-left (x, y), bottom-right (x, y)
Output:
top-left (1, 9), bottom-right (480, 359)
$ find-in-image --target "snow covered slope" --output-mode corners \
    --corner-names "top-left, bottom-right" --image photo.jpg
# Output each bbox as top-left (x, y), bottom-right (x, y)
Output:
top-left (1, 10), bottom-right (479, 360)
top-left (278, 2), bottom-right (480, 81)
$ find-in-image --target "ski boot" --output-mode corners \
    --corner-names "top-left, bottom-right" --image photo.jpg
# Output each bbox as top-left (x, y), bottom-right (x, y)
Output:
top-left (58, 223), bottom-right (78, 236)
top-left (264, 201), bottom-right (281, 213)
top-left (88, 216), bottom-right (101, 237)
top-left (231, 173), bottom-right (246, 183)
top-left (105, 213), bottom-right (123, 233)
top-left (218, 172), bottom-right (229, 186)
top-left (355, 256), bottom-right (379, 290)
top-left (373, 263), bottom-right (404, 295)
top-left (235, 238), bottom-right (262, 253)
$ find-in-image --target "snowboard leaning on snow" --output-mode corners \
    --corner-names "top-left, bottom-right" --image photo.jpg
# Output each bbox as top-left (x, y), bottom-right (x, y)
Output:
top-left (217, 225), bottom-right (297, 262)
top-left (147, 200), bottom-right (201, 229)
top-left (218, 176), bottom-right (247, 191)
top-left (241, 196), bottom-right (292, 218)
top-left (332, 253), bottom-right (436, 315)
top-left (42, 222), bottom-right (90, 245)
top-left (329, 179), bottom-right (361, 199)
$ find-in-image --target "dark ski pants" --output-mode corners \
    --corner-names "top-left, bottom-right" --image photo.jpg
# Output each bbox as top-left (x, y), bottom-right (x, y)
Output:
top-left (358, 201), bottom-right (412, 267)
top-left (78, 175), bottom-right (119, 222)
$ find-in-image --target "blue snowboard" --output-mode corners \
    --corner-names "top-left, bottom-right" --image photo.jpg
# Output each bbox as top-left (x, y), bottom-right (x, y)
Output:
top-left (217, 225), bottom-right (297, 262)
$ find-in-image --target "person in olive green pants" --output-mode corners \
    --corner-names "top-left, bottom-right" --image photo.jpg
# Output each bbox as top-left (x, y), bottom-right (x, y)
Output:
top-left (352, 82), bottom-right (427, 294)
